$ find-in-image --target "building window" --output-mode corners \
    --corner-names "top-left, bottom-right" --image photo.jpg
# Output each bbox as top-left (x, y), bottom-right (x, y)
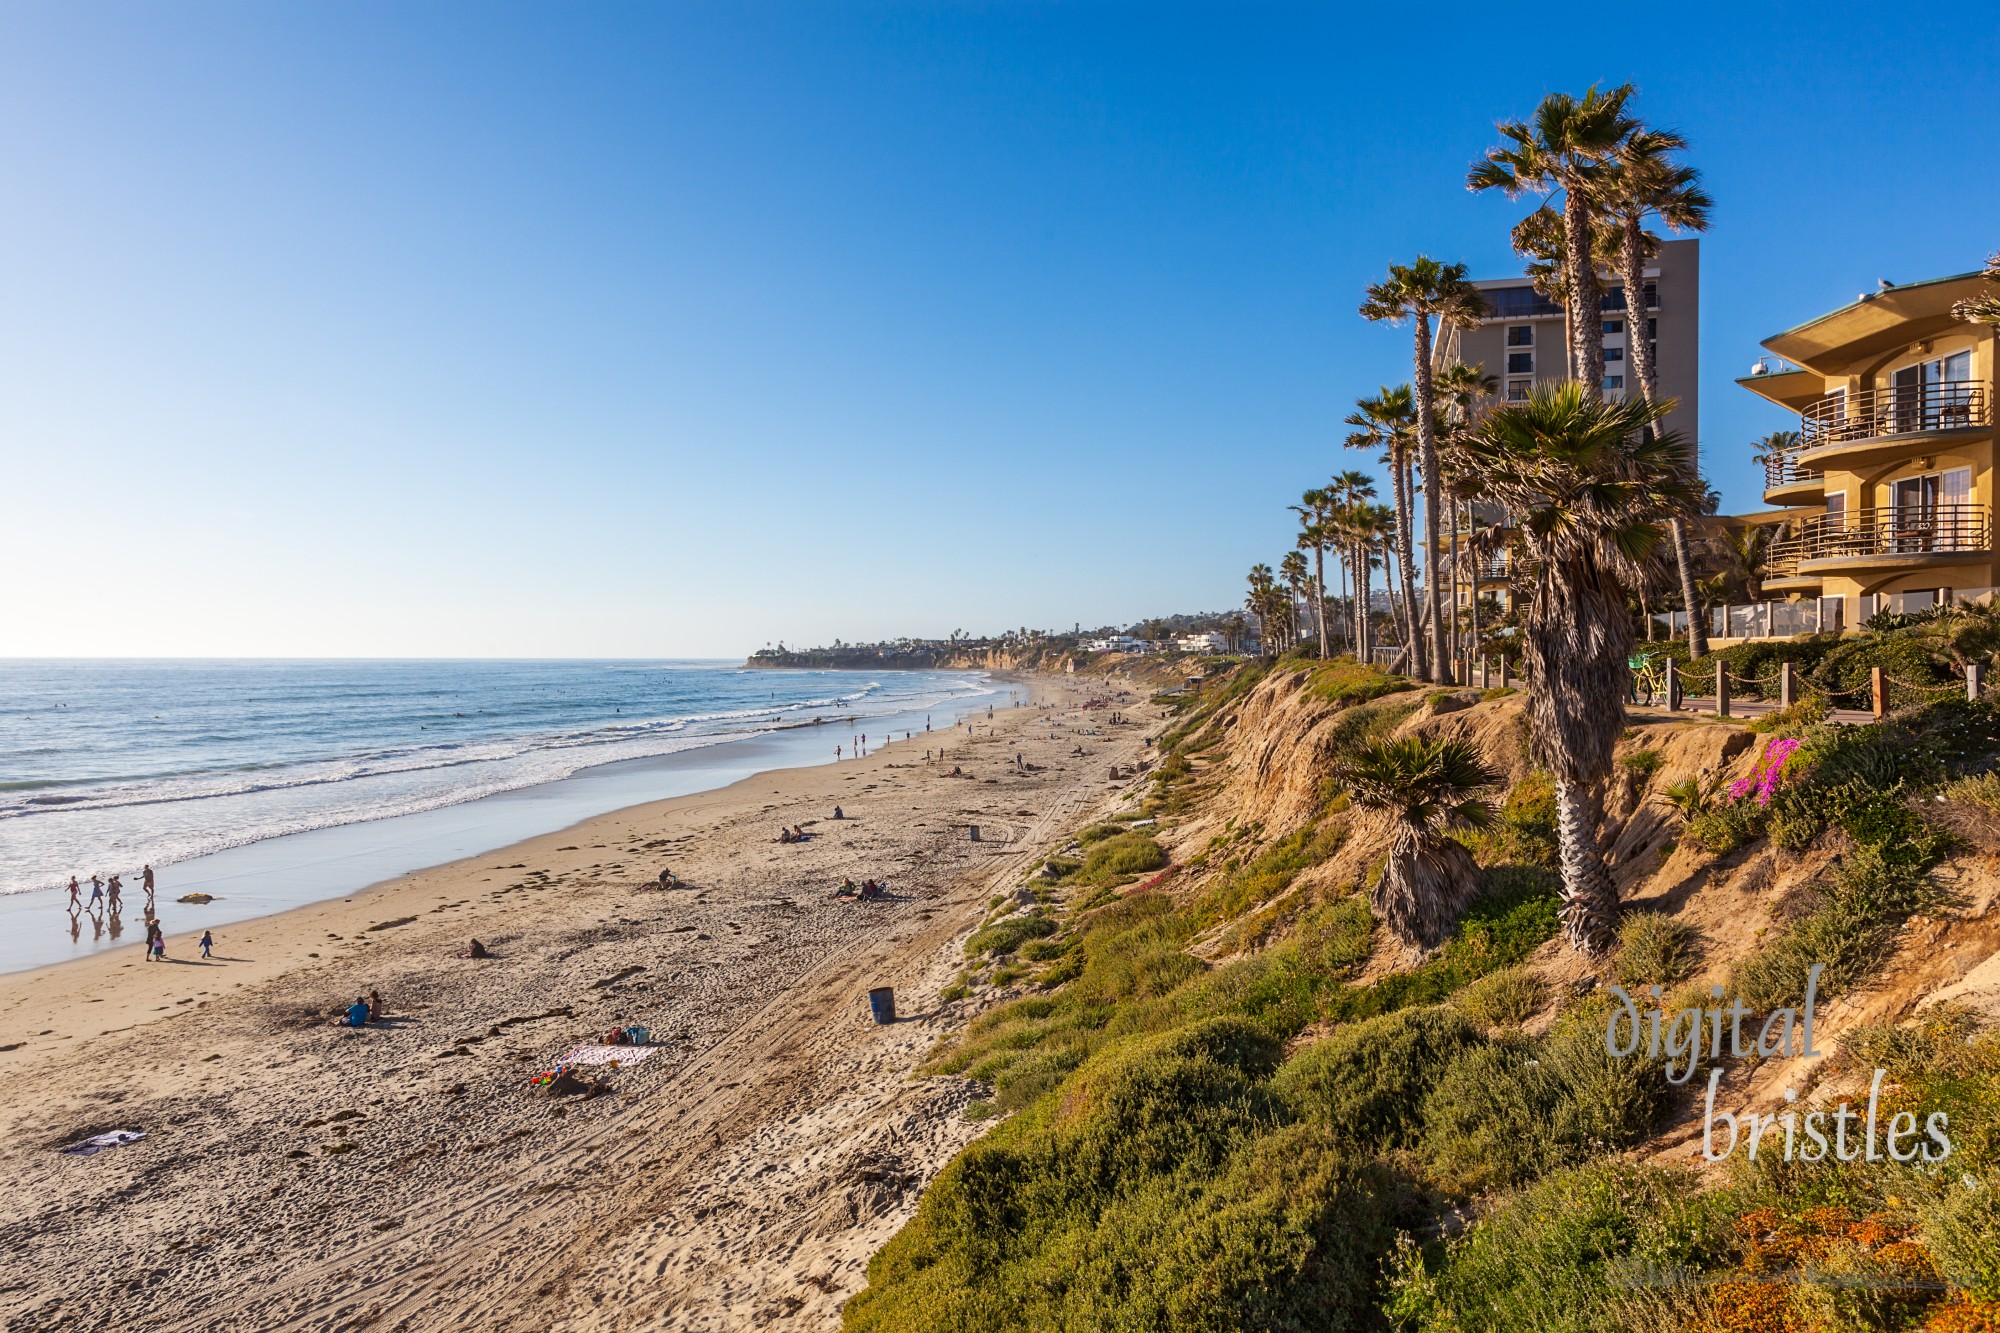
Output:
top-left (1506, 379), bottom-right (1530, 401)
top-left (1603, 375), bottom-right (1623, 390)
top-left (1647, 318), bottom-right (1658, 339)
top-left (1506, 325), bottom-right (1533, 347)
top-left (1604, 346), bottom-right (1625, 362)
top-left (1507, 352), bottom-right (1533, 374)
top-left (1602, 319), bottom-right (1623, 335)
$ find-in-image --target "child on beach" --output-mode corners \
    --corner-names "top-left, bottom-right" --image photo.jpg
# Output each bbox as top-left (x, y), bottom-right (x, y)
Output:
top-left (199, 931), bottom-right (213, 959)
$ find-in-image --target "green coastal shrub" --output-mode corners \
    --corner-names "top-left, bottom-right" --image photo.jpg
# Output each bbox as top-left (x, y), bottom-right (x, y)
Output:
top-left (1383, 1163), bottom-right (1732, 1333)
top-left (1271, 1007), bottom-right (1481, 1148)
top-left (1081, 832), bottom-right (1168, 881)
top-left (1305, 658), bottom-right (1415, 706)
top-left (964, 912), bottom-right (1056, 958)
top-left (1731, 844), bottom-right (1941, 1010)
top-left (1615, 912), bottom-right (1699, 987)
top-left (1686, 800), bottom-right (1763, 854)
top-left (1418, 1018), bottom-right (1669, 1195)
top-left (848, 1018), bottom-right (1405, 1333)
top-left (1453, 966), bottom-right (1547, 1029)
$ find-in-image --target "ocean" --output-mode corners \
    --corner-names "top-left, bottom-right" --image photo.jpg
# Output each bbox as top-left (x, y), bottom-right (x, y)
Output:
top-left (0, 659), bottom-right (1000, 901)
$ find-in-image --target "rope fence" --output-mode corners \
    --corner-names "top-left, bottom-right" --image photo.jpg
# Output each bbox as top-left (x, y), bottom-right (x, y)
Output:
top-left (1467, 653), bottom-right (1998, 724)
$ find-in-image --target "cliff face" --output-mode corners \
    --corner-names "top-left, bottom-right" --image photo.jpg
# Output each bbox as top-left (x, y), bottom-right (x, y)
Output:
top-left (1170, 662), bottom-right (2000, 1092)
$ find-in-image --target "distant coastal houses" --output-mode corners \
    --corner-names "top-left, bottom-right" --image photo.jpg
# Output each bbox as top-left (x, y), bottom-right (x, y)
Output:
top-left (748, 620), bottom-right (1246, 670)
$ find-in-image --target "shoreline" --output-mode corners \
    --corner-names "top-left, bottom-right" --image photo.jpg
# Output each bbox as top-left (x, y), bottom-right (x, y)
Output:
top-left (0, 674), bottom-right (1016, 977)
top-left (0, 671), bottom-right (1157, 1331)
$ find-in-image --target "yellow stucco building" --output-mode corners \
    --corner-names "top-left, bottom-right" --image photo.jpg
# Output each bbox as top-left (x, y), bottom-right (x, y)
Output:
top-left (1741, 272), bottom-right (1995, 630)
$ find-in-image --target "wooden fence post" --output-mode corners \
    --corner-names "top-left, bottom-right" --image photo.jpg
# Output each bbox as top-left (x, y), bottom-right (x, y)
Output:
top-left (1665, 658), bottom-right (1681, 711)
top-left (1872, 666), bottom-right (1887, 719)
top-left (1500, 657), bottom-right (1511, 688)
top-left (1716, 669), bottom-right (1732, 719)
top-left (1780, 661), bottom-right (1797, 710)
top-left (1479, 656), bottom-right (1490, 689)
top-left (1969, 662), bottom-right (1985, 703)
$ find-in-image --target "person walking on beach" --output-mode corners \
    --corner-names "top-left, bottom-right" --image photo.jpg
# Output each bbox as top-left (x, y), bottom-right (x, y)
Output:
top-left (199, 930), bottom-right (213, 959)
top-left (107, 875), bottom-right (122, 911)
top-left (89, 876), bottom-right (104, 909)
top-left (68, 876), bottom-right (81, 909)
top-left (141, 864), bottom-right (155, 901)
top-left (836, 745), bottom-right (842, 760)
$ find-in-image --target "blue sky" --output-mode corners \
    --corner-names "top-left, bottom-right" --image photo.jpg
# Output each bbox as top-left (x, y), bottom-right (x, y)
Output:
top-left (5, 3), bottom-right (1997, 657)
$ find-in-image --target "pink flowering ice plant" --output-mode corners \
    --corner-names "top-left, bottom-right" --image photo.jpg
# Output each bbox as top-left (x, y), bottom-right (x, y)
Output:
top-left (1727, 737), bottom-right (1801, 807)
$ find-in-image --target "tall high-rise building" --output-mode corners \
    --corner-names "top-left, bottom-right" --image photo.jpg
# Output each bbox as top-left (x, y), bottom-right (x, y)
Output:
top-left (1456, 236), bottom-right (1700, 447)
top-left (1446, 238), bottom-right (1699, 617)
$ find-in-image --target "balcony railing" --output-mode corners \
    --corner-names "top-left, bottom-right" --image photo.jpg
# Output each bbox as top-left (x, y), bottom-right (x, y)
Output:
top-left (1761, 446), bottom-right (1822, 494)
top-left (1799, 382), bottom-right (1989, 449)
top-left (1764, 504), bottom-right (1991, 574)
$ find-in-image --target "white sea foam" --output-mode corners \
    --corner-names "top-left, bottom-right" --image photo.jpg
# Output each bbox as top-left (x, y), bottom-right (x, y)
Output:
top-left (0, 663), bottom-right (996, 895)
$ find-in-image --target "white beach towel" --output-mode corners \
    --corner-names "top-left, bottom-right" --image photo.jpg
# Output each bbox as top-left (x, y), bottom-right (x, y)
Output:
top-left (60, 1129), bottom-right (146, 1157)
top-left (559, 1044), bottom-right (659, 1068)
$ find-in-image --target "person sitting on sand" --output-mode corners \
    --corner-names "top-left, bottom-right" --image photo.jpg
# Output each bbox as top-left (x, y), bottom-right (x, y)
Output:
top-left (346, 997), bottom-right (370, 1028)
top-left (779, 828), bottom-right (793, 844)
top-left (832, 806), bottom-right (843, 820)
top-left (792, 825), bottom-right (805, 841)
top-left (368, 989), bottom-right (385, 1021)
top-left (460, 939), bottom-right (491, 959)
top-left (833, 878), bottom-right (857, 899)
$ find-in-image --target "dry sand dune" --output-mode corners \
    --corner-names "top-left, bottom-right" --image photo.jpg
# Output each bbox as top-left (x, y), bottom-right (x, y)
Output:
top-left (0, 675), bottom-right (1159, 1331)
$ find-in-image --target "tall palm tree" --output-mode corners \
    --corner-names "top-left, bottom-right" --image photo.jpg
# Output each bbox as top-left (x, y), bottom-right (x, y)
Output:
top-left (1362, 259), bottom-right (1490, 685)
top-left (1339, 736), bottom-right (1499, 949)
top-left (1459, 383), bottom-right (1700, 955)
top-left (1601, 124), bottom-right (1713, 659)
top-left (1469, 84), bottom-right (1638, 400)
top-left (1345, 386), bottom-right (1422, 675)
top-left (1359, 502), bottom-right (1400, 667)
top-left (1291, 490), bottom-right (1335, 657)
top-left (1435, 361), bottom-right (1498, 672)
top-left (1280, 550), bottom-right (1310, 653)
top-left (1245, 564), bottom-right (1279, 657)
top-left (1328, 469), bottom-right (1377, 656)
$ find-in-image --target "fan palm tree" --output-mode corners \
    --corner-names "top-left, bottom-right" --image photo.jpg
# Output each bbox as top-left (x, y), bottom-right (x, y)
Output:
top-left (1435, 361), bottom-right (1498, 671)
top-left (1459, 383), bottom-right (1701, 954)
top-left (1600, 124), bottom-right (1713, 659)
top-left (1245, 564), bottom-right (1279, 656)
top-left (1952, 251), bottom-right (2000, 326)
top-left (1361, 259), bottom-right (1490, 685)
top-left (1345, 386), bottom-right (1423, 675)
top-left (1292, 491), bottom-right (1335, 657)
top-left (1280, 550), bottom-right (1310, 652)
top-left (1328, 470), bottom-right (1378, 655)
top-left (1469, 84), bottom-right (1638, 399)
top-left (1339, 736), bottom-right (1500, 948)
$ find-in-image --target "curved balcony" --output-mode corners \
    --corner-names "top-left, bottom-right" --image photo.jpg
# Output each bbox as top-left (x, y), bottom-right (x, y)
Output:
top-left (1798, 382), bottom-right (1989, 470)
top-left (1761, 447), bottom-right (1824, 505)
top-left (1764, 504), bottom-right (1991, 578)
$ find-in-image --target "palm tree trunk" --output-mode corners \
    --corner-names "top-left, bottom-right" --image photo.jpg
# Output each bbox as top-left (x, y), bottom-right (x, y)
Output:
top-left (1391, 447), bottom-right (1425, 679)
top-left (1564, 189), bottom-right (1603, 399)
top-left (1314, 544), bottom-right (1330, 658)
top-left (1447, 494), bottom-right (1463, 675)
top-left (1413, 316), bottom-right (1448, 684)
top-left (1553, 777), bottom-right (1619, 955)
top-left (1464, 505), bottom-right (1482, 663)
top-left (1618, 217), bottom-right (1709, 659)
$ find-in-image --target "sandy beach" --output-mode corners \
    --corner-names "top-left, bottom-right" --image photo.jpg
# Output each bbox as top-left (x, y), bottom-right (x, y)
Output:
top-left (0, 672), bottom-right (1159, 1332)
